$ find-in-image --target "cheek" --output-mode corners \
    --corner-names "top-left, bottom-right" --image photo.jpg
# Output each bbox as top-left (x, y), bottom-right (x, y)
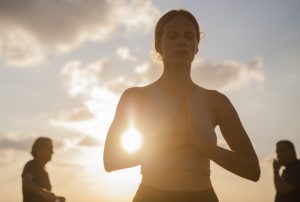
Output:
top-left (191, 42), bottom-right (199, 53)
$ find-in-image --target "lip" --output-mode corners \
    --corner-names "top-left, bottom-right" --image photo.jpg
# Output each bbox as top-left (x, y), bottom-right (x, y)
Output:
top-left (174, 50), bottom-right (188, 55)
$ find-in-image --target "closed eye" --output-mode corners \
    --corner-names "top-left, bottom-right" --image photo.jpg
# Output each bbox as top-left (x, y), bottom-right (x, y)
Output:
top-left (185, 32), bottom-right (196, 40)
top-left (167, 32), bottom-right (178, 39)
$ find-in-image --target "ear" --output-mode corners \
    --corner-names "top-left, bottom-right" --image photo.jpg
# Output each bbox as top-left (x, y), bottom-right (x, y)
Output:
top-left (195, 46), bottom-right (199, 54)
top-left (155, 42), bottom-right (162, 54)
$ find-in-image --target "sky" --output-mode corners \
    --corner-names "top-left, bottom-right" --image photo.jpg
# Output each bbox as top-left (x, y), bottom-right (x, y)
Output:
top-left (0, 0), bottom-right (300, 201)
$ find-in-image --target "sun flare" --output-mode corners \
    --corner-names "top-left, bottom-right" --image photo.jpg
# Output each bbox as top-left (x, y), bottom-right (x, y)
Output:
top-left (121, 124), bottom-right (142, 153)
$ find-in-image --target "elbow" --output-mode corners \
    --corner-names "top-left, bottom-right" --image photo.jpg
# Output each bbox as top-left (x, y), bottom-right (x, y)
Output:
top-left (103, 148), bottom-right (115, 172)
top-left (249, 164), bottom-right (261, 182)
top-left (103, 155), bottom-right (119, 172)
top-left (104, 165), bottom-right (113, 172)
top-left (104, 161), bottom-right (116, 172)
top-left (103, 158), bottom-right (114, 172)
top-left (246, 155), bottom-right (261, 182)
top-left (250, 170), bottom-right (260, 182)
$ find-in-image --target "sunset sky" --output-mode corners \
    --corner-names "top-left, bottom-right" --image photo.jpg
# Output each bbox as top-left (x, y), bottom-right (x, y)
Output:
top-left (1, 0), bottom-right (300, 201)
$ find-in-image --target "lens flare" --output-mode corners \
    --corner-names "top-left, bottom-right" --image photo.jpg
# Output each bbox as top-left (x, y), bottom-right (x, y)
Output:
top-left (121, 124), bottom-right (142, 153)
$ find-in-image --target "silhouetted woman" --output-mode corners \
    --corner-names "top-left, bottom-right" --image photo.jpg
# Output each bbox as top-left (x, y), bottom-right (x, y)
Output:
top-left (104, 9), bottom-right (260, 202)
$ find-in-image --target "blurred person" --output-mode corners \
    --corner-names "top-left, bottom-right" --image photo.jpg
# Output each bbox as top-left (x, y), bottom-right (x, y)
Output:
top-left (22, 137), bottom-right (66, 202)
top-left (273, 140), bottom-right (300, 202)
top-left (104, 9), bottom-right (260, 202)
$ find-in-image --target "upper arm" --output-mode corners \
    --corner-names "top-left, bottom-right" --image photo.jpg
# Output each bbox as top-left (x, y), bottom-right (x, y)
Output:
top-left (103, 88), bottom-right (141, 171)
top-left (215, 92), bottom-right (256, 157)
top-left (22, 163), bottom-right (33, 185)
top-left (22, 172), bottom-right (33, 184)
top-left (107, 89), bottom-right (132, 138)
top-left (104, 89), bottom-right (131, 153)
top-left (22, 171), bottom-right (35, 192)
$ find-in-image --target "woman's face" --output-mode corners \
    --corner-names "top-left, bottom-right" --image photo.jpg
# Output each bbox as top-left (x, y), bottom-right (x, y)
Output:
top-left (276, 143), bottom-right (294, 166)
top-left (159, 15), bottom-right (199, 67)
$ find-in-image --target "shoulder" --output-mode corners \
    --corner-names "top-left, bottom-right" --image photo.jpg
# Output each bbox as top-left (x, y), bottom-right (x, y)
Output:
top-left (23, 159), bottom-right (35, 169)
top-left (22, 160), bottom-right (36, 176)
top-left (198, 87), bottom-right (236, 124)
top-left (199, 87), bottom-right (231, 108)
top-left (120, 85), bottom-right (153, 104)
top-left (121, 86), bottom-right (145, 98)
top-left (116, 85), bottom-right (152, 113)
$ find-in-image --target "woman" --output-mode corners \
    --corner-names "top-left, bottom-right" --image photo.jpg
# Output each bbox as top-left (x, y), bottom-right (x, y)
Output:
top-left (104, 9), bottom-right (260, 202)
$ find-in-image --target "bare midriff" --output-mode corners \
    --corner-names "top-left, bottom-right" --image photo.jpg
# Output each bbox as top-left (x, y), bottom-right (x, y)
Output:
top-left (141, 170), bottom-right (212, 191)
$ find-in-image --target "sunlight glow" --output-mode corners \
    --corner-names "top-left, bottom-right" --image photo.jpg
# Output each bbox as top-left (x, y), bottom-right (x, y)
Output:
top-left (121, 124), bottom-right (142, 153)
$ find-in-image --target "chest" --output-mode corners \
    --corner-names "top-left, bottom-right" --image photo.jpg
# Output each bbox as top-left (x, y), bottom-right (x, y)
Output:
top-left (137, 88), bottom-right (216, 142)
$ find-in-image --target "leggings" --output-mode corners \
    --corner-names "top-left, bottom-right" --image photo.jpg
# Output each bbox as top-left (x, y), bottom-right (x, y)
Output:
top-left (132, 184), bottom-right (219, 202)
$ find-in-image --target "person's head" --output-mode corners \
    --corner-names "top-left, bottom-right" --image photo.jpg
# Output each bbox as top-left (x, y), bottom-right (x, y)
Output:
top-left (276, 140), bottom-right (297, 166)
top-left (31, 137), bottom-right (53, 164)
top-left (154, 9), bottom-right (203, 66)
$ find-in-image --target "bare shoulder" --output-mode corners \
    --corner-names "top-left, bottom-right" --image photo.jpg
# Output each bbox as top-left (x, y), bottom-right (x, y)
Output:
top-left (118, 85), bottom-right (153, 114)
top-left (121, 85), bottom-right (151, 102)
top-left (197, 87), bottom-right (235, 125)
top-left (198, 86), bottom-right (231, 108)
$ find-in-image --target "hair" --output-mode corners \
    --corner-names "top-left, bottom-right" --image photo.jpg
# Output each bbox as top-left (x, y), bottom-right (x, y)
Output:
top-left (154, 9), bottom-right (203, 54)
top-left (31, 137), bottom-right (52, 158)
top-left (277, 140), bottom-right (297, 157)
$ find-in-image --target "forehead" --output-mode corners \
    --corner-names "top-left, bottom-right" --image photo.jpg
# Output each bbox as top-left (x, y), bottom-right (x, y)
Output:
top-left (162, 15), bottom-right (196, 33)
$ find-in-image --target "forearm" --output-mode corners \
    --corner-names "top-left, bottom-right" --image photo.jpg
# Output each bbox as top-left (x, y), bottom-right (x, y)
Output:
top-left (104, 148), bottom-right (141, 172)
top-left (23, 180), bottom-right (53, 197)
top-left (273, 169), bottom-right (281, 191)
top-left (203, 145), bottom-right (260, 181)
top-left (104, 157), bottom-right (141, 172)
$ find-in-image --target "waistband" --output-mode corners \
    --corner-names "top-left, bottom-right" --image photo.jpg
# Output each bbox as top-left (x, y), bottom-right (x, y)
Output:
top-left (133, 184), bottom-right (219, 202)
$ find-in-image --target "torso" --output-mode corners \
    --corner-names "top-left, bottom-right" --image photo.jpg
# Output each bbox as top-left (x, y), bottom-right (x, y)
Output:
top-left (132, 83), bottom-right (218, 191)
top-left (22, 159), bottom-right (51, 202)
top-left (275, 160), bottom-right (300, 202)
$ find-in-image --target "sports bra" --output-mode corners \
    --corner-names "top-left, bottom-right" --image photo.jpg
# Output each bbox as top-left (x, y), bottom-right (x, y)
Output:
top-left (139, 84), bottom-right (217, 176)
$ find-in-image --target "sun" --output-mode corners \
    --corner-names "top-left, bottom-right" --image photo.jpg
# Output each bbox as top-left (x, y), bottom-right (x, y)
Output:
top-left (121, 124), bottom-right (142, 153)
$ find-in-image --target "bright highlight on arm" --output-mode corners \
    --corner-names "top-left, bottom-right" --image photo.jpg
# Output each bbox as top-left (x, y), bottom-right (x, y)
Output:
top-left (121, 123), bottom-right (142, 153)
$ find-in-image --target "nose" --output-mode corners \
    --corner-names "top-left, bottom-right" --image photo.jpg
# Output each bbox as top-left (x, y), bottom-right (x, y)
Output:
top-left (177, 36), bottom-right (187, 47)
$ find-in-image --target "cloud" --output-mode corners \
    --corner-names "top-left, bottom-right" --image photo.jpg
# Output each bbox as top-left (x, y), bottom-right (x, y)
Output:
top-left (116, 46), bottom-right (138, 61)
top-left (0, 132), bottom-right (65, 151)
top-left (0, 0), bottom-right (159, 67)
top-left (61, 59), bottom-right (111, 97)
top-left (117, 0), bottom-right (160, 33)
top-left (104, 76), bottom-right (135, 95)
top-left (77, 136), bottom-right (100, 147)
top-left (192, 57), bottom-right (265, 91)
top-left (0, 28), bottom-right (44, 66)
top-left (0, 137), bottom-right (33, 151)
top-left (54, 106), bottom-right (96, 122)
top-left (103, 61), bottom-right (162, 94)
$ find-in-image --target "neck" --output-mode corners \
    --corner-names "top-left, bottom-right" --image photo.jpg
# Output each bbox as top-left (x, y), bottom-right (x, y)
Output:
top-left (34, 158), bottom-right (46, 167)
top-left (160, 63), bottom-right (194, 91)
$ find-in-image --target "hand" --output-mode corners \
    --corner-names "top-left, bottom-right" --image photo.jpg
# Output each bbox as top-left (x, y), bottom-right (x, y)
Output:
top-left (273, 159), bottom-right (282, 171)
top-left (56, 196), bottom-right (66, 202)
top-left (41, 190), bottom-right (56, 202)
